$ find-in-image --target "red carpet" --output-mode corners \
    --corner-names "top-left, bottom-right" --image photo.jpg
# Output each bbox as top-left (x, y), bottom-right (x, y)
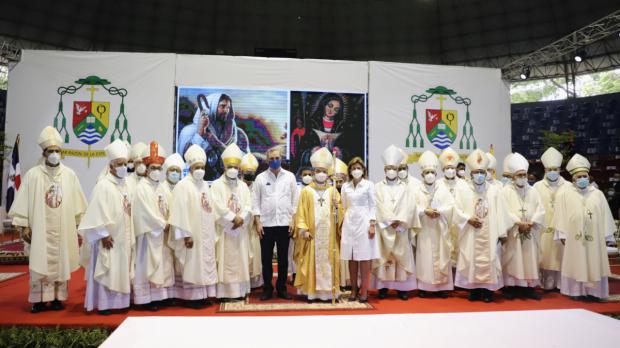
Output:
top-left (1, 264), bottom-right (620, 329)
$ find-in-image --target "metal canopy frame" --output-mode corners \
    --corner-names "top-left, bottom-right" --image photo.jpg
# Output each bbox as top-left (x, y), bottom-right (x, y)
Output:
top-left (500, 10), bottom-right (620, 82)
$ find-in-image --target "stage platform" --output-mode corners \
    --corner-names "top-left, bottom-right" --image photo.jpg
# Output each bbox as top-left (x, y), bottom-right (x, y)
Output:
top-left (101, 309), bottom-right (620, 347)
top-left (1, 264), bottom-right (620, 329)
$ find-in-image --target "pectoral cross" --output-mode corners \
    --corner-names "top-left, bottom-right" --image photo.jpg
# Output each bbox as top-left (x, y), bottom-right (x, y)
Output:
top-left (318, 197), bottom-right (325, 207)
top-left (586, 210), bottom-right (593, 220)
top-left (391, 198), bottom-right (396, 204)
top-left (520, 206), bottom-right (527, 217)
top-left (86, 86), bottom-right (98, 101)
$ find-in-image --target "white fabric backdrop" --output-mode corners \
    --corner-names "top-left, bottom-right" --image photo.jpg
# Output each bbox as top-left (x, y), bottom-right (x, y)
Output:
top-left (5, 50), bottom-right (176, 198)
top-left (4, 52), bottom-right (512, 200)
top-left (175, 55), bottom-right (368, 93)
top-left (368, 61), bottom-right (511, 182)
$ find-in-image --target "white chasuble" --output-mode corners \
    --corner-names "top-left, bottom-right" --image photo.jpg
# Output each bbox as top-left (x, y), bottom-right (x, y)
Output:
top-left (501, 184), bottom-right (545, 287)
top-left (415, 183), bottom-right (455, 291)
top-left (211, 177), bottom-right (252, 298)
top-left (552, 185), bottom-right (615, 298)
top-left (453, 183), bottom-right (512, 290)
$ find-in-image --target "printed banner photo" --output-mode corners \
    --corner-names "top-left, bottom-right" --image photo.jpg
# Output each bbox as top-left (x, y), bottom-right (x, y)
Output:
top-left (289, 91), bottom-right (367, 176)
top-left (176, 87), bottom-right (289, 180)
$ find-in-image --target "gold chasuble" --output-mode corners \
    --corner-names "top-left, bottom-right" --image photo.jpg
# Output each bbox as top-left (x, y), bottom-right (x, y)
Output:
top-left (294, 182), bottom-right (343, 299)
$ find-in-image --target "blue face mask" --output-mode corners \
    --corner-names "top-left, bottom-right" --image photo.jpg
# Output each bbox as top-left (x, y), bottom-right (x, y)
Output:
top-left (546, 171), bottom-right (560, 182)
top-left (269, 159), bottom-right (281, 170)
top-left (575, 177), bottom-right (589, 189)
top-left (500, 177), bottom-right (511, 185)
top-left (473, 173), bottom-right (486, 185)
top-left (168, 172), bottom-right (181, 184)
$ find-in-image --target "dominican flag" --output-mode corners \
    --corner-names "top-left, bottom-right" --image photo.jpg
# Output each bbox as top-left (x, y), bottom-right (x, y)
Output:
top-left (6, 135), bottom-right (21, 212)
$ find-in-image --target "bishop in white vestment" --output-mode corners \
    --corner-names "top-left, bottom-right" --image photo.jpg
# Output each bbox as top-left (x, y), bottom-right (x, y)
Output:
top-left (132, 142), bottom-right (174, 310)
top-left (126, 142), bottom-right (147, 194)
top-left (157, 153), bottom-right (186, 300)
top-left (211, 144), bottom-right (252, 300)
top-left (533, 147), bottom-right (570, 290)
top-left (552, 154), bottom-right (616, 300)
top-left (372, 145), bottom-right (419, 300)
top-left (168, 145), bottom-right (218, 308)
top-left (9, 127), bottom-right (87, 313)
top-left (414, 151), bottom-right (455, 297)
top-left (436, 147), bottom-right (469, 268)
top-left (485, 152), bottom-right (503, 189)
top-left (240, 152), bottom-right (263, 289)
top-left (500, 153), bottom-right (545, 300)
top-left (79, 140), bottom-right (134, 314)
top-left (453, 149), bottom-right (513, 303)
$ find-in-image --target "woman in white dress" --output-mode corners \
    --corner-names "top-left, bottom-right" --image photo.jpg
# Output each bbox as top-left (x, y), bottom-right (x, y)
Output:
top-left (340, 157), bottom-right (378, 302)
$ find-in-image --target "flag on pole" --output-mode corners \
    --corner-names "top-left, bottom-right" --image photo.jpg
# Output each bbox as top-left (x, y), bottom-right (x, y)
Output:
top-left (6, 134), bottom-right (21, 212)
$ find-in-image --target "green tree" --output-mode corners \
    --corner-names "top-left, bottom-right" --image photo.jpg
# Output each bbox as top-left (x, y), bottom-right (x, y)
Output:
top-left (0, 70), bottom-right (7, 90)
top-left (579, 70), bottom-right (620, 97)
top-left (510, 78), bottom-right (567, 103)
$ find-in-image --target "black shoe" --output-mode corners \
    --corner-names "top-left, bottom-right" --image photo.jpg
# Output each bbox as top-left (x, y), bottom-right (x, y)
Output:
top-left (30, 302), bottom-right (46, 313)
top-left (524, 288), bottom-right (541, 301)
top-left (586, 295), bottom-right (603, 303)
top-left (437, 291), bottom-right (450, 299)
top-left (97, 309), bottom-right (111, 316)
top-left (50, 300), bottom-right (65, 311)
top-left (159, 298), bottom-right (175, 307)
top-left (184, 300), bottom-right (206, 309)
top-left (468, 289), bottom-right (481, 302)
top-left (378, 288), bottom-right (388, 299)
top-left (277, 292), bottom-right (292, 300)
top-left (397, 291), bottom-right (409, 301)
top-left (418, 290), bottom-right (427, 298)
top-left (503, 287), bottom-right (516, 300)
top-left (260, 291), bottom-right (273, 301)
top-left (482, 290), bottom-right (494, 303)
top-left (144, 303), bottom-right (159, 311)
top-left (358, 296), bottom-right (368, 303)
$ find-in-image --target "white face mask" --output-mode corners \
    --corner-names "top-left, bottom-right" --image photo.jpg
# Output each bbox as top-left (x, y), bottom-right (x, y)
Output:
top-left (192, 169), bottom-right (205, 181)
top-left (114, 165), bottom-right (128, 179)
top-left (397, 169), bottom-right (408, 180)
top-left (148, 169), bottom-right (161, 182)
top-left (424, 172), bottom-right (436, 184)
top-left (47, 152), bottom-right (61, 165)
top-left (472, 173), bottom-right (486, 185)
top-left (457, 169), bottom-right (466, 177)
top-left (351, 169), bottom-right (363, 179)
top-left (444, 168), bottom-right (456, 179)
top-left (167, 171), bottom-right (181, 184)
top-left (136, 163), bottom-right (147, 175)
top-left (314, 172), bottom-right (328, 183)
top-left (302, 175), bottom-right (313, 185)
top-left (127, 162), bottom-right (135, 170)
top-left (226, 168), bottom-right (239, 179)
top-left (486, 171), bottom-right (494, 181)
top-left (514, 177), bottom-right (527, 187)
top-left (386, 169), bottom-right (398, 180)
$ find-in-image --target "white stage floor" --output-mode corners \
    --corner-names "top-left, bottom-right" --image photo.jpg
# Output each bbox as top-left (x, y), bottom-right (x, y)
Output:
top-left (101, 309), bottom-right (619, 348)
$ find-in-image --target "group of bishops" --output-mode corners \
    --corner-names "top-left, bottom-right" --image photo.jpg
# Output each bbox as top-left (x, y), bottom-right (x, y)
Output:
top-left (9, 126), bottom-right (616, 314)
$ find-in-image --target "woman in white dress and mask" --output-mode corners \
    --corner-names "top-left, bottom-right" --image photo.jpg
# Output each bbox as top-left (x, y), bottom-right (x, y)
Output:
top-left (340, 157), bottom-right (378, 302)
